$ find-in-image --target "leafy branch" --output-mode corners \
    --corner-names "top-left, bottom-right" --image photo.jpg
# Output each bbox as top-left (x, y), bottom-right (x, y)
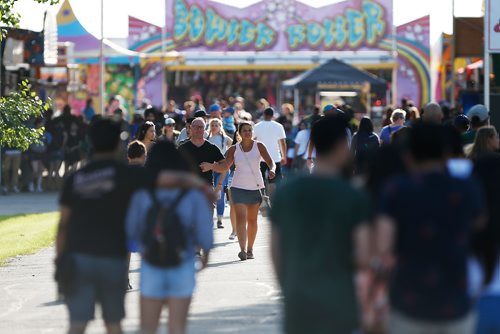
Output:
top-left (0, 80), bottom-right (49, 151)
top-left (0, 0), bottom-right (60, 38)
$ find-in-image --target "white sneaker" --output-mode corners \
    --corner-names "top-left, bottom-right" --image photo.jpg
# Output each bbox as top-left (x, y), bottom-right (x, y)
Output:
top-left (36, 185), bottom-right (43, 193)
top-left (228, 232), bottom-right (237, 240)
top-left (28, 183), bottom-right (35, 193)
top-left (12, 186), bottom-right (20, 193)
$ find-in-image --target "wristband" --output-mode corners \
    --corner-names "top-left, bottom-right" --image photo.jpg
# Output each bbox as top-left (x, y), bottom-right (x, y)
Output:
top-left (307, 157), bottom-right (312, 160)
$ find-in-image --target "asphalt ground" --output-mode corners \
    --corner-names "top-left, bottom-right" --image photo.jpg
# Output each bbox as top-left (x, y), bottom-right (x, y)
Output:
top-left (0, 193), bottom-right (282, 333)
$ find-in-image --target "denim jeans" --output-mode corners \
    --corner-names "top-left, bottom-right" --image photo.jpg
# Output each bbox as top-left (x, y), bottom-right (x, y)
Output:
top-left (213, 172), bottom-right (229, 217)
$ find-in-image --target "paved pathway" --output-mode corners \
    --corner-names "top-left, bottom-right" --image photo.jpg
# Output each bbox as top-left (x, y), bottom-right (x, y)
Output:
top-left (0, 208), bottom-right (282, 333)
top-left (0, 192), bottom-right (59, 216)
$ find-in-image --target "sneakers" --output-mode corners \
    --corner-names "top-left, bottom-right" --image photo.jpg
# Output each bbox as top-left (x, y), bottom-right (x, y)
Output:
top-left (12, 186), bottom-right (20, 193)
top-left (28, 183), bottom-right (35, 193)
top-left (246, 251), bottom-right (254, 260)
top-left (238, 251), bottom-right (247, 261)
top-left (228, 232), bottom-right (237, 240)
top-left (217, 220), bottom-right (224, 229)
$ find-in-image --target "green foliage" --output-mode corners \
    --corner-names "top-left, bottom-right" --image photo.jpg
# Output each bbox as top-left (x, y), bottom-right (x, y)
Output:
top-left (0, 0), bottom-right (60, 38)
top-left (0, 80), bottom-right (50, 151)
top-left (0, 0), bottom-right (59, 151)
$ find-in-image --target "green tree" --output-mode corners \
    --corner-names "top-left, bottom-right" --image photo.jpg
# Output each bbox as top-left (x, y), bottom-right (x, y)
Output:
top-left (0, 0), bottom-right (59, 151)
top-left (0, 81), bottom-right (49, 151)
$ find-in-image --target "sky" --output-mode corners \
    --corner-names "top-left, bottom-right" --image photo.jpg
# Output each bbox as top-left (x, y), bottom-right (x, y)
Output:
top-left (14, 0), bottom-right (483, 39)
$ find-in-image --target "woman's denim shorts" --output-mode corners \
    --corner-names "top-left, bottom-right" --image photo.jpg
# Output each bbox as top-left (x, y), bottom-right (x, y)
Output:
top-left (140, 259), bottom-right (196, 299)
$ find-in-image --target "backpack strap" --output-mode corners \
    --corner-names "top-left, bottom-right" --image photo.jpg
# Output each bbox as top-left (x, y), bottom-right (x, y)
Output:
top-left (168, 189), bottom-right (189, 212)
top-left (143, 189), bottom-right (189, 242)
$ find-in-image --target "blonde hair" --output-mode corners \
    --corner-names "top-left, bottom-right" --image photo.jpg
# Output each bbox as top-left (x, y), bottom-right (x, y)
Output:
top-left (282, 103), bottom-right (294, 114)
top-left (208, 118), bottom-right (226, 138)
top-left (409, 106), bottom-right (420, 120)
top-left (390, 109), bottom-right (407, 123)
top-left (258, 98), bottom-right (269, 108)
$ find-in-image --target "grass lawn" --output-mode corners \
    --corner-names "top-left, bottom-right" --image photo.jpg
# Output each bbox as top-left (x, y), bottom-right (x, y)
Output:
top-left (0, 212), bottom-right (59, 266)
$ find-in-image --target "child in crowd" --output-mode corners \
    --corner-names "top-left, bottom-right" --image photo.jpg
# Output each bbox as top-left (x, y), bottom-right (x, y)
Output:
top-left (127, 140), bottom-right (147, 166)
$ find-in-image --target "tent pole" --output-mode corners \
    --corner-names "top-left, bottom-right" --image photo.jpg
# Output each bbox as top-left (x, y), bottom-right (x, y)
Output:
top-left (367, 90), bottom-right (372, 118)
top-left (391, 65), bottom-right (398, 107)
top-left (277, 84), bottom-right (282, 113)
top-left (293, 88), bottom-right (299, 115)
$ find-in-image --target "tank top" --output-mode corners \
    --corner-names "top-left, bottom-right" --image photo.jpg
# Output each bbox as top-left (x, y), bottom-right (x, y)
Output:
top-left (231, 141), bottom-right (265, 191)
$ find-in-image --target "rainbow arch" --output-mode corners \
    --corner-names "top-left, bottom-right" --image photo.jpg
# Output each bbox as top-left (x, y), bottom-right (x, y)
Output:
top-left (379, 36), bottom-right (431, 106)
top-left (129, 34), bottom-right (176, 53)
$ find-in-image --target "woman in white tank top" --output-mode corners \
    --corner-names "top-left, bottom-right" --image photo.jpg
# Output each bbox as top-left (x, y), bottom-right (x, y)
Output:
top-left (225, 122), bottom-right (276, 261)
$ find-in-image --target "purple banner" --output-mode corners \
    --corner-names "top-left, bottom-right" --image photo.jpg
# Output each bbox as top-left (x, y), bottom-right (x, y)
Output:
top-left (166, 0), bottom-right (393, 52)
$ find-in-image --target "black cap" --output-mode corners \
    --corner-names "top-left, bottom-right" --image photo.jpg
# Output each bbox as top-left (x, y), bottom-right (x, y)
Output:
top-left (194, 110), bottom-right (208, 118)
top-left (264, 107), bottom-right (275, 117)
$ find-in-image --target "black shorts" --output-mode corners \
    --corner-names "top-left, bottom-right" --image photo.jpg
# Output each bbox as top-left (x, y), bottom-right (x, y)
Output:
top-left (260, 162), bottom-right (282, 184)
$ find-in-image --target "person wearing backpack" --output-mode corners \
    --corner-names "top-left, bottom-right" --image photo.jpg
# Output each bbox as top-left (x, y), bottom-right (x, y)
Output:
top-left (126, 140), bottom-right (213, 334)
top-left (351, 117), bottom-right (380, 176)
top-left (55, 119), bottom-right (210, 334)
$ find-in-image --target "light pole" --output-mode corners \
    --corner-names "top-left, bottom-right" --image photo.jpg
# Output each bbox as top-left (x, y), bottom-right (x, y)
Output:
top-left (99, 0), bottom-right (105, 114)
top-left (161, 14), bottom-right (167, 108)
top-left (484, 0), bottom-right (490, 112)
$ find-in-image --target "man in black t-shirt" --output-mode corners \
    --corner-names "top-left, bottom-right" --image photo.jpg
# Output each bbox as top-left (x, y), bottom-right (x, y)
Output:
top-left (56, 119), bottom-right (207, 333)
top-left (179, 117), bottom-right (227, 228)
top-left (178, 117), bottom-right (227, 186)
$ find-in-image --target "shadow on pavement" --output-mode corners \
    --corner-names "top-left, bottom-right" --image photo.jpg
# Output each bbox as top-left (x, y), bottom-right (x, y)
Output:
top-left (188, 302), bottom-right (282, 334)
top-left (212, 241), bottom-right (236, 249)
top-left (206, 260), bottom-right (241, 268)
top-left (38, 299), bottom-right (65, 307)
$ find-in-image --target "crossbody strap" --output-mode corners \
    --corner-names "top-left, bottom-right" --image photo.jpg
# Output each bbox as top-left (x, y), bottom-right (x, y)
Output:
top-left (239, 142), bottom-right (263, 189)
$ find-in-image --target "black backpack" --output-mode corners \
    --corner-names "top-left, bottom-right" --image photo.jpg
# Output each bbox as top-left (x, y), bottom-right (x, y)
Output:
top-left (142, 190), bottom-right (189, 268)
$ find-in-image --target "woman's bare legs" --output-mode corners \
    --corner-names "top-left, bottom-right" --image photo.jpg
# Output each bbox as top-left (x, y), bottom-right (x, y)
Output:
top-left (140, 297), bottom-right (164, 334)
top-left (234, 204), bottom-right (248, 252)
top-left (227, 189), bottom-right (237, 236)
top-left (167, 298), bottom-right (191, 334)
top-left (246, 203), bottom-right (260, 253)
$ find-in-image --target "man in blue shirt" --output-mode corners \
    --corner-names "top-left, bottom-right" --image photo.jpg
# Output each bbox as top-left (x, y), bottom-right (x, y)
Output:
top-left (379, 109), bottom-right (406, 144)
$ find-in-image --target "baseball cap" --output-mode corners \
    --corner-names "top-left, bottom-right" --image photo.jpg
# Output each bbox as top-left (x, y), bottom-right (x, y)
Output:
top-left (164, 117), bottom-right (175, 125)
top-left (194, 109), bottom-right (208, 118)
top-left (209, 104), bottom-right (221, 113)
top-left (223, 106), bottom-right (235, 114)
top-left (323, 104), bottom-right (343, 114)
top-left (453, 114), bottom-right (470, 128)
top-left (467, 104), bottom-right (489, 122)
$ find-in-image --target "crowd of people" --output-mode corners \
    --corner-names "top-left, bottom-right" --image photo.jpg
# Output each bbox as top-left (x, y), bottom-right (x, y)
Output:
top-left (26, 90), bottom-right (498, 334)
top-left (271, 102), bottom-right (500, 334)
